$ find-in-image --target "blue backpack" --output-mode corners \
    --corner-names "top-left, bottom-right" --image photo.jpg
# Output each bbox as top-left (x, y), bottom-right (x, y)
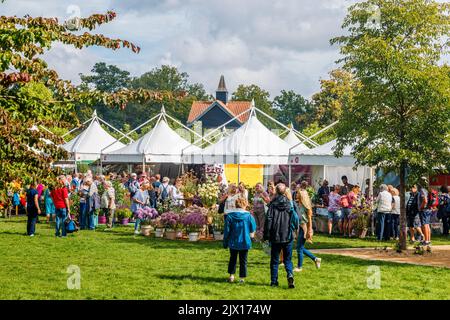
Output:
top-left (65, 218), bottom-right (78, 233)
top-left (160, 185), bottom-right (169, 201)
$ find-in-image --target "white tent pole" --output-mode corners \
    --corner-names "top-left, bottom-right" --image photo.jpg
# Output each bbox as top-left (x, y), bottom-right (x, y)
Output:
top-left (288, 120), bottom-right (339, 155)
top-left (124, 113), bottom-right (162, 136)
top-left (307, 121), bottom-right (339, 140)
top-left (254, 107), bottom-right (320, 148)
top-left (39, 125), bottom-right (66, 143)
top-left (142, 112), bottom-right (163, 153)
top-left (188, 107), bottom-right (253, 147)
top-left (288, 164), bottom-right (292, 188)
top-left (142, 155), bottom-right (146, 175)
top-left (99, 112), bottom-right (163, 157)
top-left (74, 152), bottom-right (78, 174)
top-left (71, 117), bottom-right (96, 157)
top-left (97, 117), bottom-right (134, 143)
top-left (238, 164), bottom-right (241, 184)
top-left (164, 113), bottom-right (213, 145)
top-left (62, 116), bottom-right (94, 138)
top-left (235, 107), bottom-right (255, 183)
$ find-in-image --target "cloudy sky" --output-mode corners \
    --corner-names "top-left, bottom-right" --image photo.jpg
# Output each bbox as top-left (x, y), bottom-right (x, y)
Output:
top-left (2, 0), bottom-right (357, 98)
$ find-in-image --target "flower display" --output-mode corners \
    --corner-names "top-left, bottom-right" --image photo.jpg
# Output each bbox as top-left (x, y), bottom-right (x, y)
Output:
top-left (156, 198), bottom-right (177, 214)
top-left (197, 180), bottom-right (220, 208)
top-left (179, 171), bottom-right (198, 198)
top-left (181, 212), bottom-right (206, 233)
top-left (135, 206), bottom-right (158, 226)
top-left (181, 205), bottom-right (209, 218)
top-left (350, 200), bottom-right (372, 233)
top-left (160, 211), bottom-right (181, 230)
top-left (211, 209), bottom-right (224, 232)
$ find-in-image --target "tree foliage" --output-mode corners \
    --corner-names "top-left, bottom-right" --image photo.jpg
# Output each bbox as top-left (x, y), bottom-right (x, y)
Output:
top-left (273, 90), bottom-right (314, 130)
top-left (0, 7), bottom-right (174, 201)
top-left (331, 0), bottom-right (450, 249)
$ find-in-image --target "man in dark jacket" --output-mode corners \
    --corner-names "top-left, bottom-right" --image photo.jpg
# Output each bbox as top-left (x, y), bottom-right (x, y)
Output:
top-left (264, 183), bottom-right (299, 288)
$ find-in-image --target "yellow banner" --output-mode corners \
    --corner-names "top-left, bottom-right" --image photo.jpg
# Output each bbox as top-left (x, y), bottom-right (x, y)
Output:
top-left (224, 164), bottom-right (264, 187)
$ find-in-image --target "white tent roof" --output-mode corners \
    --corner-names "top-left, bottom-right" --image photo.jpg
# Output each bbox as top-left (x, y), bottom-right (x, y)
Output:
top-left (289, 139), bottom-right (356, 166)
top-left (62, 118), bottom-right (125, 161)
top-left (284, 129), bottom-right (309, 152)
top-left (184, 112), bottom-right (291, 165)
top-left (103, 117), bottom-right (200, 164)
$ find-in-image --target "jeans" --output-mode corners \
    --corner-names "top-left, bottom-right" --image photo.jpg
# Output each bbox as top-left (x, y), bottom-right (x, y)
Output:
top-left (55, 208), bottom-right (67, 237)
top-left (88, 210), bottom-right (96, 230)
top-left (296, 228), bottom-right (316, 268)
top-left (391, 214), bottom-right (399, 238)
top-left (270, 241), bottom-right (294, 285)
top-left (27, 215), bottom-right (37, 235)
top-left (79, 202), bottom-right (87, 229)
top-left (376, 212), bottom-right (387, 241)
top-left (134, 218), bottom-right (140, 231)
top-left (228, 249), bottom-right (248, 278)
top-left (384, 213), bottom-right (392, 240)
top-left (442, 215), bottom-right (449, 236)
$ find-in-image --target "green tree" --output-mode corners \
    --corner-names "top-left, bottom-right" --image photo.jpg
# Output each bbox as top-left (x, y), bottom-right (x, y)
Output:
top-left (302, 122), bottom-right (337, 146)
top-left (129, 65), bottom-right (211, 129)
top-left (331, 0), bottom-right (450, 250)
top-left (0, 7), bottom-right (169, 202)
top-left (311, 69), bottom-right (356, 126)
top-left (273, 90), bottom-right (314, 130)
top-left (232, 84), bottom-right (274, 127)
top-left (78, 62), bottom-right (135, 127)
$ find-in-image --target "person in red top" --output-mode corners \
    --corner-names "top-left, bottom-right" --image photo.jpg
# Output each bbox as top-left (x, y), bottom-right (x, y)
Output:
top-left (50, 175), bottom-right (71, 237)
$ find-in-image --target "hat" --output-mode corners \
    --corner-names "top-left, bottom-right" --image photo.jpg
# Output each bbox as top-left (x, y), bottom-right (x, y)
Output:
top-left (131, 173), bottom-right (137, 177)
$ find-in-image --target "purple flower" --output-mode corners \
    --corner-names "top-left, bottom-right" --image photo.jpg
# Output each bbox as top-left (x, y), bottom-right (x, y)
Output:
top-left (160, 211), bottom-right (181, 229)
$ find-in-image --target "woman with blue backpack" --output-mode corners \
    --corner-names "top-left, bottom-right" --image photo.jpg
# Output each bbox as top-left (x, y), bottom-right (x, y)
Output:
top-left (223, 197), bottom-right (256, 284)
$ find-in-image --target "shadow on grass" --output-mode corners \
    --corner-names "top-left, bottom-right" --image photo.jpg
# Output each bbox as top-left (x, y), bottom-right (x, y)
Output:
top-left (113, 235), bottom-right (223, 250)
top-left (156, 274), bottom-right (268, 287)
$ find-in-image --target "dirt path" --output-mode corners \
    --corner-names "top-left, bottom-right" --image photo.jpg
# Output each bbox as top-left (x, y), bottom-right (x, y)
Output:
top-left (312, 245), bottom-right (450, 268)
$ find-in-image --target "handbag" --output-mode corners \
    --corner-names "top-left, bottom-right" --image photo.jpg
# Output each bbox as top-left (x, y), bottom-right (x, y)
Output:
top-left (65, 215), bottom-right (78, 233)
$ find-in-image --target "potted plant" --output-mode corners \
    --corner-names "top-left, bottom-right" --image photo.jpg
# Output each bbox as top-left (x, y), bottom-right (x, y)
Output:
top-left (182, 212), bottom-right (206, 242)
top-left (116, 208), bottom-right (132, 225)
top-left (135, 207), bottom-right (158, 236)
top-left (160, 211), bottom-right (181, 240)
top-left (197, 180), bottom-right (220, 209)
top-left (152, 216), bottom-right (163, 238)
top-left (350, 202), bottom-right (371, 238)
top-left (179, 171), bottom-right (198, 207)
top-left (212, 210), bottom-right (225, 240)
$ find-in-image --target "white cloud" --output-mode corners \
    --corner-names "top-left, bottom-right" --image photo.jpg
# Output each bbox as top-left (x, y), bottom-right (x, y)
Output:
top-left (2, 0), bottom-right (352, 97)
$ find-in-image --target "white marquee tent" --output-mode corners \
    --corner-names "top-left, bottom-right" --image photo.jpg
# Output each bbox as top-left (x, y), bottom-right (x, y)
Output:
top-left (284, 128), bottom-right (309, 151)
top-left (102, 108), bottom-right (201, 166)
top-left (289, 139), bottom-right (372, 188)
top-left (61, 112), bottom-right (126, 162)
top-left (183, 108), bottom-right (291, 165)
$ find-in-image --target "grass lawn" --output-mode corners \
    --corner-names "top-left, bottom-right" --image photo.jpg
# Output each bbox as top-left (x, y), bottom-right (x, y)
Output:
top-left (1, 216), bottom-right (449, 300)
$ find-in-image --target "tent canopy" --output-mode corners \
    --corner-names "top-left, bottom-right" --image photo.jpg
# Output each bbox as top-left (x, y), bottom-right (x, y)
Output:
top-left (62, 118), bottom-right (125, 161)
top-left (103, 115), bottom-right (200, 164)
top-left (284, 129), bottom-right (309, 152)
top-left (184, 110), bottom-right (291, 165)
top-left (289, 139), bottom-right (356, 166)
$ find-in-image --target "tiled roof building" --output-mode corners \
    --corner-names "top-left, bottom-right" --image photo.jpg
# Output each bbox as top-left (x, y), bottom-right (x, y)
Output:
top-left (187, 76), bottom-right (252, 129)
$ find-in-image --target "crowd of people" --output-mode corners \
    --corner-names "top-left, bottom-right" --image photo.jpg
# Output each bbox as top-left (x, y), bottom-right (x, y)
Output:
top-left (4, 170), bottom-right (450, 289)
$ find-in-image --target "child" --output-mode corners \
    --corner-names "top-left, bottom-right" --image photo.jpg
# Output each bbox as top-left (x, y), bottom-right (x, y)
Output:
top-left (223, 197), bottom-right (256, 284)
